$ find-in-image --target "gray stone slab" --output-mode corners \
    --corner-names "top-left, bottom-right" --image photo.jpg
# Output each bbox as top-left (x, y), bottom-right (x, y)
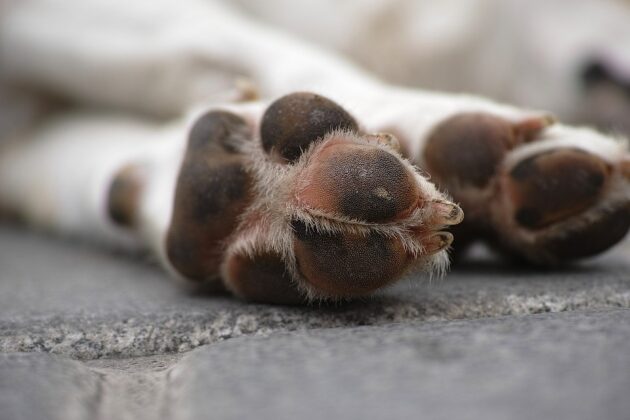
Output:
top-left (0, 352), bottom-right (184, 420)
top-left (2, 309), bottom-right (629, 420)
top-left (0, 352), bottom-right (100, 420)
top-left (1, 226), bottom-right (629, 358)
top-left (169, 309), bottom-right (630, 420)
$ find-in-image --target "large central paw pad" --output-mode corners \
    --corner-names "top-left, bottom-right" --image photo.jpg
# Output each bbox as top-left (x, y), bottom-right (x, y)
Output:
top-left (166, 92), bottom-right (462, 303)
top-left (296, 140), bottom-right (420, 223)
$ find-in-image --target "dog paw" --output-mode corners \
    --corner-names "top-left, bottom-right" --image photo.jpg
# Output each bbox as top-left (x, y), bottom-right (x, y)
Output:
top-left (165, 92), bottom-right (463, 303)
top-left (423, 112), bottom-right (630, 264)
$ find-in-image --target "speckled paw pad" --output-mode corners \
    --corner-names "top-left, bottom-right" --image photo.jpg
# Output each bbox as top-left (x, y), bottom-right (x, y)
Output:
top-left (166, 92), bottom-right (462, 303)
top-left (296, 140), bottom-right (421, 223)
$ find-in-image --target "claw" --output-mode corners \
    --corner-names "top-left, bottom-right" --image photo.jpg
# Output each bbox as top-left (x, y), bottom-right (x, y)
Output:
top-left (429, 199), bottom-right (464, 226)
top-left (423, 232), bottom-right (454, 255)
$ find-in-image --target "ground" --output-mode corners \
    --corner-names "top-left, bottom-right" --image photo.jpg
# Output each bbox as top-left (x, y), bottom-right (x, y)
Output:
top-left (1, 226), bottom-right (629, 420)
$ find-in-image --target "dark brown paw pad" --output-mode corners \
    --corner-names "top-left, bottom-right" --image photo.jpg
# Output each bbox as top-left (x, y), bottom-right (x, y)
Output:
top-left (424, 113), bottom-right (553, 189)
top-left (166, 111), bottom-right (254, 281)
top-left (291, 220), bottom-right (410, 298)
top-left (107, 164), bottom-right (144, 228)
top-left (538, 206), bottom-right (630, 261)
top-left (224, 251), bottom-right (305, 305)
top-left (296, 140), bottom-right (420, 223)
top-left (507, 148), bottom-right (611, 230)
top-left (260, 92), bottom-right (358, 163)
top-left (188, 110), bottom-right (250, 153)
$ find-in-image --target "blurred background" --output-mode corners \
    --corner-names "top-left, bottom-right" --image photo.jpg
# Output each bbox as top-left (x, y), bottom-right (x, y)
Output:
top-left (1, 0), bottom-right (630, 141)
top-left (233, 0), bottom-right (630, 135)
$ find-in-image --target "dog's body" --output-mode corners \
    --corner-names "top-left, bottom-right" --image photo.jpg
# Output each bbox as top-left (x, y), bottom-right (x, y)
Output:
top-left (0, 0), bottom-right (629, 303)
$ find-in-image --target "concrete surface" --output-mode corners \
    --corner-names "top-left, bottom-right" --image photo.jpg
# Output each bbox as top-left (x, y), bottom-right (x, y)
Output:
top-left (1, 226), bottom-right (629, 419)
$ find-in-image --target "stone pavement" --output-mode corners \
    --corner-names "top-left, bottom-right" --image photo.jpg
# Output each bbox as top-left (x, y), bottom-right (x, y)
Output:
top-left (1, 226), bottom-right (629, 420)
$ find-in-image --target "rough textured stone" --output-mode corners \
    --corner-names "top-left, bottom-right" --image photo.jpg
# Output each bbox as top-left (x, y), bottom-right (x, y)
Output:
top-left (2, 310), bottom-right (629, 420)
top-left (1, 227), bottom-right (629, 359)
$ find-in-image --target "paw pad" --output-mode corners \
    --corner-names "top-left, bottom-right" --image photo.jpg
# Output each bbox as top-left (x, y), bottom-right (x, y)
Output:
top-left (224, 251), bottom-right (305, 304)
top-left (508, 148), bottom-right (610, 229)
top-left (291, 220), bottom-right (409, 297)
top-left (540, 206), bottom-right (630, 260)
top-left (166, 111), bottom-right (254, 281)
top-left (107, 164), bottom-right (144, 227)
top-left (297, 141), bottom-right (420, 222)
top-left (260, 92), bottom-right (358, 163)
top-left (424, 113), bottom-right (517, 188)
top-left (424, 113), bottom-right (553, 190)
